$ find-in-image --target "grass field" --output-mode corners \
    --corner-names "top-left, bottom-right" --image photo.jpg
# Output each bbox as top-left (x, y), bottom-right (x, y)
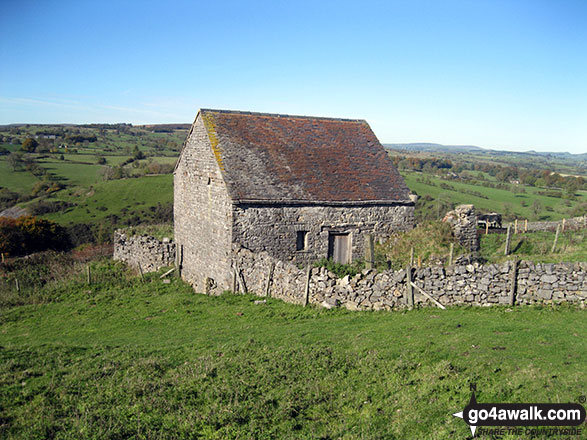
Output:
top-left (0, 161), bottom-right (40, 193)
top-left (480, 229), bottom-right (587, 264)
top-left (42, 174), bottom-right (173, 225)
top-left (39, 159), bottom-right (105, 187)
top-left (0, 262), bottom-right (585, 439)
top-left (402, 171), bottom-right (587, 221)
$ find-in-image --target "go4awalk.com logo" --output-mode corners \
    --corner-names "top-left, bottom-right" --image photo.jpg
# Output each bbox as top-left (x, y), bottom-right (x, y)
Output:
top-left (452, 384), bottom-right (586, 437)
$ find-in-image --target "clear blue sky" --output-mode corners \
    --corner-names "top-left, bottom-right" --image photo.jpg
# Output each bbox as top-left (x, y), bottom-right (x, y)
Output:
top-left (1, 0), bottom-right (586, 153)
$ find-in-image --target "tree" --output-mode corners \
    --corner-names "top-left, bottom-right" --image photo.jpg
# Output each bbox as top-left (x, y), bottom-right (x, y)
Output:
top-left (563, 179), bottom-right (580, 199)
top-left (21, 137), bottom-right (38, 152)
top-left (7, 152), bottom-right (24, 171)
top-left (133, 146), bottom-right (145, 160)
top-left (531, 200), bottom-right (543, 218)
top-left (0, 216), bottom-right (69, 255)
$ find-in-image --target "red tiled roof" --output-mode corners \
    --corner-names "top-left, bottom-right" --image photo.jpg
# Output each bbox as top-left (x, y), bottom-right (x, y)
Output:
top-left (198, 109), bottom-right (411, 204)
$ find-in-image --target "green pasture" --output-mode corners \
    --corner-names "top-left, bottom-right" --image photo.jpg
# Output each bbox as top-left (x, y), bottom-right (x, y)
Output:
top-left (38, 159), bottom-right (105, 187)
top-left (43, 174), bottom-right (173, 225)
top-left (0, 261), bottom-right (585, 439)
top-left (403, 171), bottom-right (586, 221)
top-left (0, 160), bottom-right (40, 193)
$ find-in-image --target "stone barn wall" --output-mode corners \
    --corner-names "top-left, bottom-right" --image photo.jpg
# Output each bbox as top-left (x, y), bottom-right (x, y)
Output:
top-left (232, 203), bottom-right (415, 266)
top-left (174, 117), bottom-right (234, 293)
top-left (113, 230), bottom-right (175, 272)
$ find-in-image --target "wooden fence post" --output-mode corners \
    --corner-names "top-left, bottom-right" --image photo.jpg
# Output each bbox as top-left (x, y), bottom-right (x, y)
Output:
top-left (265, 262), bottom-right (274, 297)
top-left (448, 243), bottom-right (454, 266)
top-left (485, 222), bottom-right (489, 235)
top-left (504, 225), bottom-right (512, 256)
top-left (303, 265), bottom-right (311, 306)
top-left (508, 258), bottom-right (518, 306)
top-left (409, 247), bottom-right (414, 266)
top-left (365, 234), bottom-right (374, 270)
top-left (417, 255), bottom-right (422, 268)
top-left (514, 219), bottom-right (518, 234)
top-left (87, 265), bottom-right (92, 285)
top-left (15, 278), bottom-right (20, 292)
top-left (562, 218), bottom-right (566, 232)
top-left (1, 253), bottom-right (4, 263)
top-left (551, 224), bottom-right (560, 253)
top-left (406, 265), bottom-right (414, 308)
top-left (524, 219), bottom-right (528, 233)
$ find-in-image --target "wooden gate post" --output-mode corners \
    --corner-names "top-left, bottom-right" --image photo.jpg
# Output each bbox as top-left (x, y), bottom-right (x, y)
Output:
top-left (504, 225), bottom-right (512, 256)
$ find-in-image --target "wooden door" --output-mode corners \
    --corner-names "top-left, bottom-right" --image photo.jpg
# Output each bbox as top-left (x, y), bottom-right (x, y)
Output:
top-left (328, 233), bottom-right (351, 264)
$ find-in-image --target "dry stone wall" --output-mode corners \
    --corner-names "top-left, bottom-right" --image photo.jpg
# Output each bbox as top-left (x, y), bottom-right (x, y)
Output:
top-left (113, 230), bottom-right (175, 272)
top-left (233, 247), bottom-right (586, 310)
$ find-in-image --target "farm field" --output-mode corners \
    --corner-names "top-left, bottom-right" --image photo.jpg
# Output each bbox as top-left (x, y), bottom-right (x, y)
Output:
top-left (402, 171), bottom-right (587, 221)
top-left (42, 174), bottom-right (173, 226)
top-left (0, 262), bottom-right (585, 439)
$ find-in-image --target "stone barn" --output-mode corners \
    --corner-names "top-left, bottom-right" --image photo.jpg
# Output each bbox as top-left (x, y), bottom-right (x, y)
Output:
top-left (174, 109), bottom-right (415, 292)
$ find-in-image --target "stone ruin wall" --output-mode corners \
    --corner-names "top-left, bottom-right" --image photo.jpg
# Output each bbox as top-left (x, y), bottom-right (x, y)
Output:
top-left (113, 230), bottom-right (175, 272)
top-left (443, 204), bottom-right (480, 252)
top-left (233, 247), bottom-right (586, 310)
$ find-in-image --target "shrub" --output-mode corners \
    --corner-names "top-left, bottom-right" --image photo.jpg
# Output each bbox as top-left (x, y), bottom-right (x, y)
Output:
top-left (377, 221), bottom-right (464, 270)
top-left (313, 258), bottom-right (364, 278)
top-left (0, 216), bottom-right (70, 256)
top-left (29, 200), bottom-right (75, 215)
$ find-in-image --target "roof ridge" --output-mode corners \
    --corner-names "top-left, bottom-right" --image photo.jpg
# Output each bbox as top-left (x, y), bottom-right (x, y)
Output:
top-left (199, 108), bottom-right (367, 123)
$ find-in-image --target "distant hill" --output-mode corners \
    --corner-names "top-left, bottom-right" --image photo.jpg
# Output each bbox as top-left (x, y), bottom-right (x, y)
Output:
top-left (385, 143), bottom-right (587, 160)
top-left (384, 143), bottom-right (484, 153)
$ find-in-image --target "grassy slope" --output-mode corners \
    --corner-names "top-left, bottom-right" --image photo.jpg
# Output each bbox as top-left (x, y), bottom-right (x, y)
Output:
top-left (0, 267), bottom-right (585, 439)
top-left (0, 161), bottom-right (40, 193)
top-left (480, 229), bottom-right (587, 264)
top-left (402, 171), bottom-right (587, 221)
top-left (38, 159), bottom-right (105, 187)
top-left (43, 174), bottom-right (173, 225)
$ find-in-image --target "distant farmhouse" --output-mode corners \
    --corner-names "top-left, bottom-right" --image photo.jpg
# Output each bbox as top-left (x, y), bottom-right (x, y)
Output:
top-left (174, 109), bottom-right (415, 292)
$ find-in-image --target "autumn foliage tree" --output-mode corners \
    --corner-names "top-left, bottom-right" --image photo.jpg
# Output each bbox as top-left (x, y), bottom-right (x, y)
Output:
top-left (0, 216), bottom-right (69, 256)
top-left (21, 138), bottom-right (39, 153)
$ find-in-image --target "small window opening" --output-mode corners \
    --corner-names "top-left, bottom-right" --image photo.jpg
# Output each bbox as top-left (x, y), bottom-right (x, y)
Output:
top-left (296, 231), bottom-right (308, 251)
